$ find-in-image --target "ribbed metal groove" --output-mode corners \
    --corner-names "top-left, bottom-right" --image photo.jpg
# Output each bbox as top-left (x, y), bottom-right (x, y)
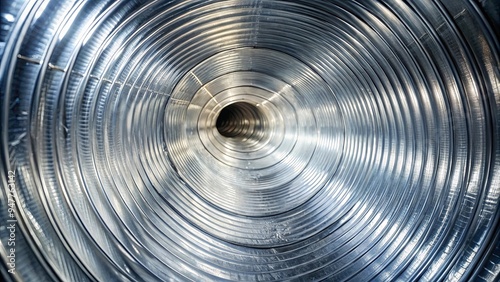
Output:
top-left (1, 0), bottom-right (499, 281)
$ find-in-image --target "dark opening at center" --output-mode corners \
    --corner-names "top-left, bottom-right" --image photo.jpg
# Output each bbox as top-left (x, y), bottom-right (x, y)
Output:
top-left (216, 102), bottom-right (264, 139)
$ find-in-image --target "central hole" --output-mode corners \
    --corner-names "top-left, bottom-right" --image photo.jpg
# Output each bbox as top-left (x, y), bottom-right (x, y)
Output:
top-left (216, 102), bottom-right (264, 139)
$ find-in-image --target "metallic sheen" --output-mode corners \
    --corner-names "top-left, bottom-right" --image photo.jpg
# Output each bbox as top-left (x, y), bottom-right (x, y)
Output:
top-left (1, 0), bottom-right (499, 281)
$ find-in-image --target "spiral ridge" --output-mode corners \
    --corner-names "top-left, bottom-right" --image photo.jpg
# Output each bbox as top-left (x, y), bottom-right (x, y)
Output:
top-left (1, 0), bottom-right (499, 281)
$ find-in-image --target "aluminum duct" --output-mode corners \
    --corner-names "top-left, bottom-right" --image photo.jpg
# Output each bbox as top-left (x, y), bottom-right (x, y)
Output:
top-left (1, 0), bottom-right (499, 281)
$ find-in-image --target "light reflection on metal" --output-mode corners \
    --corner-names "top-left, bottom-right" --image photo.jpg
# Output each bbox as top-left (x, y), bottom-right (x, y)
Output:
top-left (0, 0), bottom-right (499, 281)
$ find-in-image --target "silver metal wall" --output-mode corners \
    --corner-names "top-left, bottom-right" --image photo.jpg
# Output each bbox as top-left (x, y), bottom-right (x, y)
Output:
top-left (1, 0), bottom-right (499, 281)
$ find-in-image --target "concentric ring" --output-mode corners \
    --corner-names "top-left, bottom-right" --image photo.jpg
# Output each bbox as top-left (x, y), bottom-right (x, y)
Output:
top-left (1, 0), bottom-right (499, 281)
